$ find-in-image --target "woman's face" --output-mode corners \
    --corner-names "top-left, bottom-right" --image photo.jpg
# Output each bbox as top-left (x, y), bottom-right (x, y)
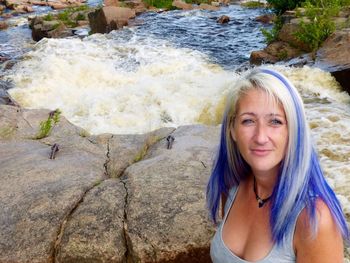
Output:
top-left (231, 88), bottom-right (288, 176)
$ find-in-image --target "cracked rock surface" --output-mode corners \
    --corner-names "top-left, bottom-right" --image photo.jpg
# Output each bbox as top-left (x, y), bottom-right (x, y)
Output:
top-left (124, 125), bottom-right (219, 263)
top-left (0, 105), bottom-right (219, 263)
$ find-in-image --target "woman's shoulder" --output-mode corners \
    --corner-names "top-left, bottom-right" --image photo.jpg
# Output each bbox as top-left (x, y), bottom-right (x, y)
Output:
top-left (293, 199), bottom-right (344, 262)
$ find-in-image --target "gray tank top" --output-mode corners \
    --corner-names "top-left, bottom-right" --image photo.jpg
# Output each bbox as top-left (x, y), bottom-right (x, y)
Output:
top-left (210, 186), bottom-right (299, 263)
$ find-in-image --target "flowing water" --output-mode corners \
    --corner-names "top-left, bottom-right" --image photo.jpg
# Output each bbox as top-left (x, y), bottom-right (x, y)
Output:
top-left (2, 4), bottom-right (350, 246)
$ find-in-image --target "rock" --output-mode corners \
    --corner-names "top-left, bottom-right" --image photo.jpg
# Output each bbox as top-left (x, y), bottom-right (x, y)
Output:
top-left (0, 88), bottom-right (18, 106)
top-left (4, 0), bottom-right (22, 9)
top-left (217, 15), bottom-right (230, 24)
top-left (0, 21), bottom-right (8, 30)
top-left (104, 0), bottom-right (119, 6)
top-left (0, 106), bottom-right (107, 262)
top-left (0, 4), bottom-right (5, 12)
top-left (315, 28), bottom-right (350, 95)
top-left (30, 16), bottom-right (72, 41)
top-left (265, 41), bottom-right (302, 60)
top-left (48, 2), bottom-right (68, 9)
top-left (172, 0), bottom-right (193, 10)
top-left (278, 23), bottom-right (310, 51)
top-left (255, 13), bottom-right (275, 24)
top-left (107, 127), bottom-right (175, 178)
top-left (55, 179), bottom-right (127, 262)
top-left (88, 6), bottom-right (135, 34)
top-left (211, 1), bottom-right (220, 7)
top-left (250, 50), bottom-right (278, 65)
top-left (30, 0), bottom-right (48, 6)
top-left (198, 3), bottom-right (219, 11)
top-left (124, 125), bottom-right (218, 262)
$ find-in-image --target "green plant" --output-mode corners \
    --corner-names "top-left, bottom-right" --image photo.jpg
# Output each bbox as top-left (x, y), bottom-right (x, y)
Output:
top-left (241, 1), bottom-right (265, 8)
top-left (44, 13), bottom-right (54, 21)
top-left (75, 13), bottom-right (86, 21)
top-left (261, 16), bottom-right (283, 44)
top-left (277, 49), bottom-right (288, 60)
top-left (294, 0), bottom-right (339, 51)
top-left (267, 0), bottom-right (305, 14)
top-left (143, 0), bottom-right (175, 9)
top-left (133, 135), bottom-right (160, 162)
top-left (295, 16), bottom-right (335, 51)
top-left (35, 109), bottom-right (61, 139)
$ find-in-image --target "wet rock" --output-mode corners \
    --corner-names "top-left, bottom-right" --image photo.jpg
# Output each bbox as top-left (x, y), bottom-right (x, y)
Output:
top-left (125, 125), bottom-right (218, 262)
top-left (315, 28), bottom-right (350, 95)
top-left (30, 16), bottom-right (72, 41)
top-left (88, 6), bottom-right (135, 34)
top-left (0, 88), bottom-right (18, 106)
top-left (217, 15), bottom-right (230, 24)
top-left (56, 179), bottom-right (127, 262)
top-left (255, 13), bottom-right (275, 24)
top-left (250, 50), bottom-right (278, 65)
top-left (265, 41), bottom-right (303, 60)
top-left (172, 0), bottom-right (193, 10)
top-left (0, 21), bottom-right (8, 30)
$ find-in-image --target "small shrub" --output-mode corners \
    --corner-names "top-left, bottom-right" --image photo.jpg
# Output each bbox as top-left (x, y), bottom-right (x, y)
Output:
top-left (35, 109), bottom-right (61, 139)
top-left (241, 1), bottom-right (265, 8)
top-left (295, 16), bottom-right (335, 51)
top-left (261, 16), bottom-right (283, 44)
top-left (44, 13), bottom-right (54, 21)
top-left (267, 0), bottom-right (305, 14)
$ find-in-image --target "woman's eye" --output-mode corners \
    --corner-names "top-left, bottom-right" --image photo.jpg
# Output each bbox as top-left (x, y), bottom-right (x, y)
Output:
top-left (270, 119), bottom-right (283, 125)
top-left (241, 119), bottom-right (255, 125)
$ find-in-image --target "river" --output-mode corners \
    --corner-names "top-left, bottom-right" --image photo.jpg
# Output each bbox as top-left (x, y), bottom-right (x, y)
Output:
top-left (1, 3), bottom-right (350, 247)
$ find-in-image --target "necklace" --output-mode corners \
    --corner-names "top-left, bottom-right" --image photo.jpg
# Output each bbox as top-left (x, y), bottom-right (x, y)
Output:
top-left (253, 177), bottom-right (272, 208)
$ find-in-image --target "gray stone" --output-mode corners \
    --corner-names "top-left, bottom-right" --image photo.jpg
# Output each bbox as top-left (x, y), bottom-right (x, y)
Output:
top-left (124, 125), bottom-right (219, 262)
top-left (56, 179), bottom-right (127, 263)
top-left (108, 127), bottom-right (175, 178)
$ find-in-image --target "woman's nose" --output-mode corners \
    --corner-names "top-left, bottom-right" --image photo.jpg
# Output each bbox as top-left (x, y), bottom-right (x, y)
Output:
top-left (254, 123), bottom-right (269, 144)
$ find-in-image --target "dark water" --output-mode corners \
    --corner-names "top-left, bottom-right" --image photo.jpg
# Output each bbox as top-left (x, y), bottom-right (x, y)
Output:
top-left (133, 6), bottom-right (271, 69)
top-left (0, 3), bottom-right (271, 72)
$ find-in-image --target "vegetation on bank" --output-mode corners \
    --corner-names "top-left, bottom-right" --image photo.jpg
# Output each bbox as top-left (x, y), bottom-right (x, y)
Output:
top-left (263, 0), bottom-right (350, 51)
top-left (143, 0), bottom-right (212, 9)
top-left (241, 1), bottom-right (265, 8)
top-left (43, 5), bottom-right (89, 28)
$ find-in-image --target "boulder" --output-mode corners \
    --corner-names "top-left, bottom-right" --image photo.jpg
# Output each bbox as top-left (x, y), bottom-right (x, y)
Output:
top-left (30, 16), bottom-right (72, 41)
top-left (250, 50), bottom-right (278, 65)
top-left (0, 106), bottom-right (107, 262)
top-left (55, 179), bottom-right (127, 262)
top-left (217, 15), bottom-right (230, 24)
top-left (104, 0), bottom-right (119, 6)
top-left (198, 3), bottom-right (219, 11)
top-left (88, 6), bottom-right (136, 34)
top-left (48, 2), bottom-right (68, 9)
top-left (172, 0), bottom-right (193, 10)
top-left (315, 28), bottom-right (350, 95)
top-left (124, 125), bottom-right (218, 262)
top-left (278, 23), bottom-right (310, 52)
top-left (0, 20), bottom-right (8, 30)
top-left (265, 41), bottom-right (303, 60)
top-left (0, 4), bottom-right (6, 12)
top-left (255, 13), bottom-right (275, 24)
top-left (0, 88), bottom-right (18, 106)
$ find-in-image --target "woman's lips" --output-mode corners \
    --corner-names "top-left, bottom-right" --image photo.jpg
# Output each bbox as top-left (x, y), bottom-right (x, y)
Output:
top-left (250, 149), bottom-right (272, 156)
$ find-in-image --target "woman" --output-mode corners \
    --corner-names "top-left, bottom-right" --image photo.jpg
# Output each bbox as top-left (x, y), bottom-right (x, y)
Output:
top-left (207, 68), bottom-right (349, 262)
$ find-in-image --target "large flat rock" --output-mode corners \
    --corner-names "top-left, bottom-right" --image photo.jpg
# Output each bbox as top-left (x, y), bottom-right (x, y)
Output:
top-left (124, 125), bottom-right (219, 262)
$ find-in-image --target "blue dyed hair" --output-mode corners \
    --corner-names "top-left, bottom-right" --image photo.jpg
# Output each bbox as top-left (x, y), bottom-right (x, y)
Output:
top-left (206, 68), bottom-right (349, 244)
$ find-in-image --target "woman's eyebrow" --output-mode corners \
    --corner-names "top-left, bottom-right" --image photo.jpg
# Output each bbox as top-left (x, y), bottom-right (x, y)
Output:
top-left (238, 113), bottom-right (286, 118)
